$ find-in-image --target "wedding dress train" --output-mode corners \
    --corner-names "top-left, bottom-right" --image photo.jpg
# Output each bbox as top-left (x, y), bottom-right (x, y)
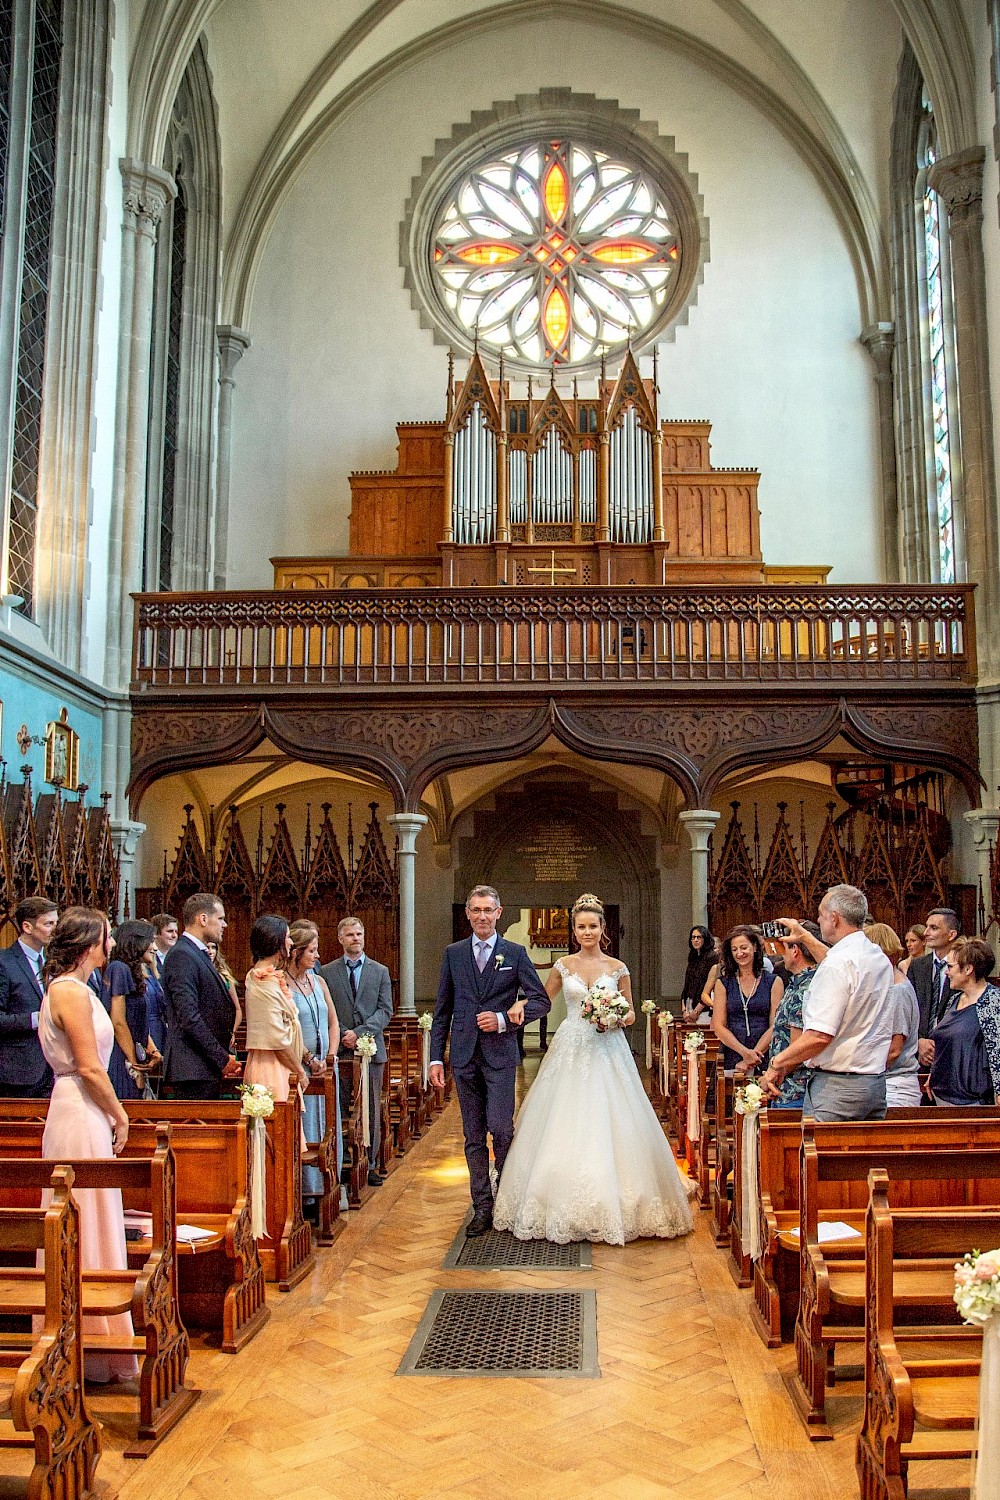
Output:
top-left (492, 961), bottom-right (694, 1245)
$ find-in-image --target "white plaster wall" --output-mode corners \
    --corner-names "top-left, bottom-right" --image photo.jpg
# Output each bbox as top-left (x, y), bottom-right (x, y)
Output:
top-left (973, 0), bottom-right (1000, 702)
top-left (228, 12), bottom-right (882, 586)
top-left (84, 0), bottom-right (129, 686)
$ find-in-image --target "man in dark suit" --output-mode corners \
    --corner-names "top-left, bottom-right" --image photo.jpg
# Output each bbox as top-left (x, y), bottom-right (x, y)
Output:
top-left (908, 906), bottom-right (961, 1066)
top-left (320, 916), bottom-right (394, 1187)
top-left (161, 892), bottom-right (242, 1099)
top-left (430, 885), bottom-right (550, 1235)
top-left (0, 897), bottom-right (58, 1097)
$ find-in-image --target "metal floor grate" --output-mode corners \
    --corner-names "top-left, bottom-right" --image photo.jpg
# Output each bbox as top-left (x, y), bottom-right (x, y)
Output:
top-left (397, 1290), bottom-right (599, 1378)
top-left (443, 1220), bottom-right (592, 1270)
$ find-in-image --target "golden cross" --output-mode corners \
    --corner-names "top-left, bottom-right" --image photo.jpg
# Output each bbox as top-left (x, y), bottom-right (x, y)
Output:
top-left (526, 549), bottom-right (577, 586)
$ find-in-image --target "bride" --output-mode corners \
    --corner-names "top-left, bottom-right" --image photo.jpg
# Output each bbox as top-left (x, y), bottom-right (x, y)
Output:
top-left (492, 894), bottom-right (694, 1246)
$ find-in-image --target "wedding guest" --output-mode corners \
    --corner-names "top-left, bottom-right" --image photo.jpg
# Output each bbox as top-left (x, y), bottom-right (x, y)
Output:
top-left (0, 896), bottom-right (58, 1097)
top-left (899, 922), bottom-right (926, 976)
top-left (711, 926), bottom-right (782, 1073)
top-left (39, 906), bottom-right (137, 1382)
top-left (243, 914), bottom-right (308, 1105)
top-left (161, 893), bottom-right (241, 1098)
top-left (680, 925), bottom-right (717, 1023)
top-left (102, 920), bottom-right (162, 1100)
top-left (287, 919), bottom-right (340, 1206)
top-left (150, 913), bottom-right (179, 976)
top-left (766, 921), bottom-right (823, 1107)
top-left (321, 916), bottom-right (393, 1188)
top-left (206, 940), bottom-right (243, 1040)
top-left (909, 907), bottom-right (961, 1065)
top-left (928, 938), bottom-right (1000, 1106)
top-left (761, 886), bottom-right (893, 1121)
top-left (143, 940), bottom-right (167, 1055)
top-left (865, 921), bottom-right (920, 1106)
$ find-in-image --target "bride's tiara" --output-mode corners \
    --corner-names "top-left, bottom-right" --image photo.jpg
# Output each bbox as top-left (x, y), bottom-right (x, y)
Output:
top-left (572, 893), bottom-right (604, 916)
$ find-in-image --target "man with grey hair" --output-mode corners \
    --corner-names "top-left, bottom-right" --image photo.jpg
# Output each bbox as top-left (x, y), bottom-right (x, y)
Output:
top-left (761, 884), bottom-right (893, 1121)
top-left (429, 884), bottom-right (550, 1235)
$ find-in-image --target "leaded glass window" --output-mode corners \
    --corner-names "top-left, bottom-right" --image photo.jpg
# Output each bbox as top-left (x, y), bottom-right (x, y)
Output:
top-left (917, 96), bottom-right (956, 584)
top-left (431, 140), bottom-right (682, 367)
top-left (5, 0), bottom-right (62, 615)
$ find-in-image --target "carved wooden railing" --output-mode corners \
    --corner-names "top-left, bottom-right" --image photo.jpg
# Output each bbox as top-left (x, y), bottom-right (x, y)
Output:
top-left (132, 584), bottom-right (976, 690)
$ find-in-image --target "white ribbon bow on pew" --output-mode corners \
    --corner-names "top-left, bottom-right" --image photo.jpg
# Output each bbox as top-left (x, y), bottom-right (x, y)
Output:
top-left (735, 1084), bottom-right (765, 1262)
top-left (239, 1084), bottom-right (274, 1240)
top-left (417, 1012), bottom-right (433, 1089)
top-left (357, 1035), bottom-right (377, 1151)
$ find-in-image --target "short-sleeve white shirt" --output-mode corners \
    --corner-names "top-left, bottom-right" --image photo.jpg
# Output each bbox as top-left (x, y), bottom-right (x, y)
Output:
top-left (802, 929), bottom-right (894, 1074)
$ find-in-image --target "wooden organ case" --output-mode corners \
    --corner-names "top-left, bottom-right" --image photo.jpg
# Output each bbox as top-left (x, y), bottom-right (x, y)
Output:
top-left (274, 350), bottom-right (765, 590)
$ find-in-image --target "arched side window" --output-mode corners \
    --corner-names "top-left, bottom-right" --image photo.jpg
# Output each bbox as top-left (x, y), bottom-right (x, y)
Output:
top-left (0, 0), bottom-right (63, 617)
top-left (890, 47), bottom-right (963, 584)
top-left (144, 40), bottom-right (220, 593)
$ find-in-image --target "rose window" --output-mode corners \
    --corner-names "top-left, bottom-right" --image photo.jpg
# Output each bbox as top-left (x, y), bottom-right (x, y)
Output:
top-left (431, 140), bottom-right (682, 367)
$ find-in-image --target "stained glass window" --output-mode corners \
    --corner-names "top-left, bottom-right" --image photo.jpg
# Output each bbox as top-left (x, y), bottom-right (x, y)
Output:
top-left (431, 140), bottom-right (681, 367)
top-left (6, 0), bottom-right (62, 616)
top-left (918, 98), bottom-right (956, 584)
top-left (157, 169), bottom-right (186, 592)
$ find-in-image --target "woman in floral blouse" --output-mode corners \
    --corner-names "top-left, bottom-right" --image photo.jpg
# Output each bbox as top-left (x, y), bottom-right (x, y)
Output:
top-left (928, 937), bottom-right (1000, 1106)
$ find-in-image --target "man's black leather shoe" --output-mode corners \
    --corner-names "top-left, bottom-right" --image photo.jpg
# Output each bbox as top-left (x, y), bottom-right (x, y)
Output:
top-left (367, 1170), bottom-right (385, 1186)
top-left (466, 1213), bottom-right (493, 1237)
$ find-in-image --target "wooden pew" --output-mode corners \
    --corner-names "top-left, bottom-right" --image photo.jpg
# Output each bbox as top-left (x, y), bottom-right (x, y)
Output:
top-left (0, 1128), bottom-right (199, 1457)
top-left (0, 1099), bottom-right (270, 1353)
top-left (386, 1022), bottom-right (412, 1159)
top-left (793, 1118), bottom-right (1000, 1437)
top-left (389, 1014), bottom-right (432, 1139)
top-left (751, 1107), bottom-right (1000, 1351)
top-left (855, 1169), bottom-right (991, 1500)
top-left (708, 1057), bottom-right (735, 1243)
top-left (680, 1032), bottom-right (720, 1174)
top-left (303, 1069), bottom-right (342, 1246)
top-left (0, 1165), bottom-right (103, 1499)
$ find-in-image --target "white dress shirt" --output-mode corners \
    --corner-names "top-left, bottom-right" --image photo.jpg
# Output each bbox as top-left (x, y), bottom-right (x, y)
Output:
top-left (802, 928), bottom-right (894, 1074)
top-left (18, 939), bottom-right (44, 1028)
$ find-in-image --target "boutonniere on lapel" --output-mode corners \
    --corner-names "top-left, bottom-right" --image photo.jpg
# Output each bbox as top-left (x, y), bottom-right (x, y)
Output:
top-left (494, 952), bottom-right (508, 971)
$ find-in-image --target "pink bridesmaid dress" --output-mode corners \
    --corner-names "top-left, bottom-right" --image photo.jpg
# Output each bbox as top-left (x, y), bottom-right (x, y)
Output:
top-left (39, 978), bottom-right (139, 1382)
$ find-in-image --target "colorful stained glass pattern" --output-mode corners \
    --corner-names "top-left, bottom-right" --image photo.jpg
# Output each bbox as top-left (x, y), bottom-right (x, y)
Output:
top-left (921, 126), bottom-right (956, 584)
top-left (432, 141), bottom-right (680, 366)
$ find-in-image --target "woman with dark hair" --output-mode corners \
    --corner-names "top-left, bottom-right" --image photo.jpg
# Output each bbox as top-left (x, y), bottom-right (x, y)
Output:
top-left (711, 924), bottom-right (783, 1072)
top-left (243, 914), bottom-right (308, 1106)
top-left (680, 925), bottom-right (717, 1024)
top-left (206, 940), bottom-right (243, 1043)
top-left (928, 937), bottom-right (1000, 1105)
top-left (39, 907), bottom-right (138, 1381)
top-left (102, 919), bottom-right (162, 1100)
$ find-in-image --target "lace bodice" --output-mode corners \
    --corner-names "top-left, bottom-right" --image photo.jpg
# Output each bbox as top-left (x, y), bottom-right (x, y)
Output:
top-left (555, 959), bottom-right (630, 1022)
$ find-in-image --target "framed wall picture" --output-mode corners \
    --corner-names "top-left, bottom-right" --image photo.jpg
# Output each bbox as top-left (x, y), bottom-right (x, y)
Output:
top-left (45, 708), bottom-right (79, 791)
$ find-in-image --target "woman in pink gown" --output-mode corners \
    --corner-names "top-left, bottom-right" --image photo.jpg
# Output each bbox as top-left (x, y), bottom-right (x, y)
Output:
top-left (40, 907), bottom-right (138, 1383)
top-left (243, 914), bottom-right (308, 1112)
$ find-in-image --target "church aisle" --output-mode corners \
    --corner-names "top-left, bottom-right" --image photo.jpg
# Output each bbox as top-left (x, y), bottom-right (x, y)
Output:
top-left (107, 1098), bottom-right (860, 1500)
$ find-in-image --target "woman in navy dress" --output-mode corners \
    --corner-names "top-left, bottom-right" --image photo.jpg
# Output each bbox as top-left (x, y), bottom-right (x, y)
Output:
top-left (929, 937), bottom-right (1000, 1105)
top-left (711, 925), bottom-right (783, 1073)
top-left (102, 920), bottom-right (162, 1100)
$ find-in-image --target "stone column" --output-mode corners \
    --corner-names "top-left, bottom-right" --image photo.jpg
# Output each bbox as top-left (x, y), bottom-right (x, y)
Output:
top-left (110, 817), bottom-right (146, 921)
top-left (928, 148), bottom-right (1000, 674)
top-left (387, 812), bottom-right (428, 1015)
top-left (678, 809), bottom-right (720, 929)
top-left (860, 322), bottom-right (899, 581)
top-left (214, 326), bottom-right (251, 591)
top-left (964, 807), bottom-right (1000, 930)
top-left (105, 160), bottom-right (176, 692)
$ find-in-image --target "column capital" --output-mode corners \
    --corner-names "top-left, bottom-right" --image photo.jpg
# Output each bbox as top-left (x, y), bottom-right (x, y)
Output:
top-left (387, 811), bottom-right (429, 852)
top-left (928, 146), bottom-right (985, 226)
top-left (860, 321), bottom-right (895, 381)
top-left (964, 807), bottom-right (1000, 848)
top-left (216, 325), bottom-right (252, 383)
top-left (678, 808), bottom-right (721, 851)
top-left (119, 158), bottom-right (175, 226)
top-left (109, 817), bottom-right (146, 858)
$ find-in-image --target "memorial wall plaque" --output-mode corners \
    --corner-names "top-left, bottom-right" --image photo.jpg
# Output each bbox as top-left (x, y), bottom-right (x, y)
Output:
top-left (516, 819), bottom-right (597, 883)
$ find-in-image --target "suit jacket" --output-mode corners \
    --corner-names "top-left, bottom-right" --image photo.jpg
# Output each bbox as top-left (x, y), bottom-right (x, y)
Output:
top-left (431, 937), bottom-right (549, 1071)
top-left (0, 940), bottom-right (51, 1090)
top-left (909, 950), bottom-right (959, 1038)
top-left (319, 956), bottom-right (393, 1064)
top-left (161, 934), bottom-right (236, 1084)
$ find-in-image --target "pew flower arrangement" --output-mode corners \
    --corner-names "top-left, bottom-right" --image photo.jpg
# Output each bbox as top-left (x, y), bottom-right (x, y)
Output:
top-left (355, 1035), bottom-right (378, 1060)
top-left (417, 1011), bottom-right (433, 1088)
top-left (734, 1082), bottom-right (765, 1116)
top-left (684, 1030), bottom-right (705, 1054)
top-left (238, 1084), bottom-right (274, 1240)
top-left (356, 1033), bottom-right (378, 1150)
top-left (238, 1082), bottom-right (274, 1119)
top-left (954, 1248), bottom-right (1000, 1325)
top-left (640, 999), bottom-right (657, 1067)
top-left (416, 1012), bottom-right (433, 1031)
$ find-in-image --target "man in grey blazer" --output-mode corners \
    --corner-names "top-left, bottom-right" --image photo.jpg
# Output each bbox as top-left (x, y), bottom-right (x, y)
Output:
top-left (320, 916), bottom-right (393, 1186)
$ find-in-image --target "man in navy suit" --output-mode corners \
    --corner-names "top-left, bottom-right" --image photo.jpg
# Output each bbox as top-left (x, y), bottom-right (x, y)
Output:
top-left (161, 892), bottom-right (242, 1099)
top-left (0, 896), bottom-right (58, 1096)
top-left (430, 885), bottom-right (549, 1235)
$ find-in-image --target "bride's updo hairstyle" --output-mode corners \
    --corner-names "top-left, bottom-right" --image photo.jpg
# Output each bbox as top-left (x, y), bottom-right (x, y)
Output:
top-left (572, 893), bottom-right (611, 951)
top-left (43, 907), bottom-right (109, 986)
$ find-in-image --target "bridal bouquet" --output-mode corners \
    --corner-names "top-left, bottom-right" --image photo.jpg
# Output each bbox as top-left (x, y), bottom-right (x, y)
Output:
top-left (580, 978), bottom-right (630, 1031)
top-left (954, 1248), bottom-right (1000, 1325)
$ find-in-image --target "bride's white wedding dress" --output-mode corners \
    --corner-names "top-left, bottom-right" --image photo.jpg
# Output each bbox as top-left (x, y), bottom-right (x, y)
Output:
top-left (492, 961), bottom-right (694, 1245)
